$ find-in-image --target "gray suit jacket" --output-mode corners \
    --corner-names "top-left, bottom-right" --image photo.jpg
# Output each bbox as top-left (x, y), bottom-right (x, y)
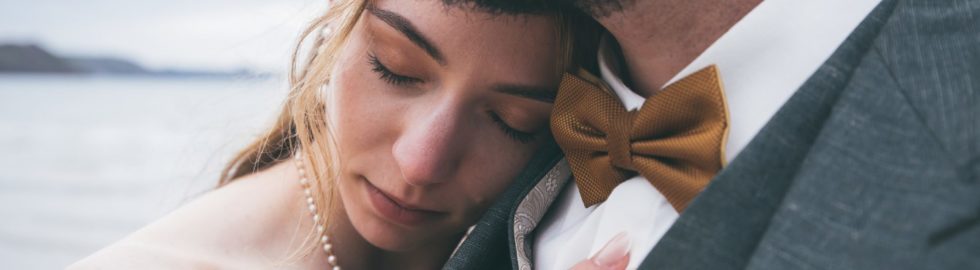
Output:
top-left (446, 0), bottom-right (980, 269)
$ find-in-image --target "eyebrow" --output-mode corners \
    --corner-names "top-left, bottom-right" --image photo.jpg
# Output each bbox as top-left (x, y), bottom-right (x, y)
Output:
top-left (494, 84), bottom-right (556, 103)
top-left (367, 6), bottom-right (446, 65)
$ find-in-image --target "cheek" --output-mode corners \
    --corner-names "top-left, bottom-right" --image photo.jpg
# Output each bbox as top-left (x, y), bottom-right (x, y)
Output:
top-left (456, 141), bottom-right (539, 214)
top-left (329, 60), bottom-right (396, 157)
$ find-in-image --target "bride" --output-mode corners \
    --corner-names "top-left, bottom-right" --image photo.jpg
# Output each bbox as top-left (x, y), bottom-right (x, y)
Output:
top-left (71, 0), bottom-right (596, 269)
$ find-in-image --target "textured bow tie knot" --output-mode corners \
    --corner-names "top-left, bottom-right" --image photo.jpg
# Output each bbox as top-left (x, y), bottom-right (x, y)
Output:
top-left (551, 65), bottom-right (730, 211)
top-left (605, 106), bottom-right (637, 172)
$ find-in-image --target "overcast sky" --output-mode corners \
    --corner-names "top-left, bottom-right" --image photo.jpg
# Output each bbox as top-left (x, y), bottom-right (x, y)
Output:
top-left (0, 0), bottom-right (326, 73)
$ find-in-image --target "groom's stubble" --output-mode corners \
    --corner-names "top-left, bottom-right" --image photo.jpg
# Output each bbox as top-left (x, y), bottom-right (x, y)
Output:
top-left (565, 0), bottom-right (761, 95)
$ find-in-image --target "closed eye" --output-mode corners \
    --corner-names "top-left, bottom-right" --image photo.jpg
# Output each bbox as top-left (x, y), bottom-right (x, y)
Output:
top-left (488, 111), bottom-right (536, 144)
top-left (368, 53), bottom-right (423, 86)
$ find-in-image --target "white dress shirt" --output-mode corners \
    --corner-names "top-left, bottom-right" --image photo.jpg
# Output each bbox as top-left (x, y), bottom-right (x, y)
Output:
top-left (533, 0), bottom-right (881, 269)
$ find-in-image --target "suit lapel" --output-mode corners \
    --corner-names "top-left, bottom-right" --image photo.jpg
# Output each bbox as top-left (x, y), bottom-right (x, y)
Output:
top-left (443, 141), bottom-right (565, 270)
top-left (638, 1), bottom-right (899, 269)
top-left (509, 159), bottom-right (571, 269)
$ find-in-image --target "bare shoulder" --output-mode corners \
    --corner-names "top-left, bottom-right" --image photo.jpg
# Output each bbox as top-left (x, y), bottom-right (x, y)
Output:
top-left (70, 161), bottom-right (307, 269)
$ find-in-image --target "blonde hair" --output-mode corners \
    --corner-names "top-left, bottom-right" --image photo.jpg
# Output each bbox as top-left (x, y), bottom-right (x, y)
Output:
top-left (218, 0), bottom-right (592, 259)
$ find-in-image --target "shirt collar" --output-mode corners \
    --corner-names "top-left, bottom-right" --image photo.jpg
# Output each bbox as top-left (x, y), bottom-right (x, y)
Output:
top-left (597, 34), bottom-right (646, 111)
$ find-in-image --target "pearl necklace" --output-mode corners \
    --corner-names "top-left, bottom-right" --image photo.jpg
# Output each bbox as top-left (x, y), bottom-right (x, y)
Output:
top-left (294, 153), bottom-right (341, 270)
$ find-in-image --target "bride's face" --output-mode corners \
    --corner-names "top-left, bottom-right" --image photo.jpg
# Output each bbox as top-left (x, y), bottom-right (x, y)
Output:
top-left (327, 0), bottom-right (561, 251)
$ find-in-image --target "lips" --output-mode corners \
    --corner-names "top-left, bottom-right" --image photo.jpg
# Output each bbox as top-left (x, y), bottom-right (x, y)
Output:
top-left (364, 180), bottom-right (444, 226)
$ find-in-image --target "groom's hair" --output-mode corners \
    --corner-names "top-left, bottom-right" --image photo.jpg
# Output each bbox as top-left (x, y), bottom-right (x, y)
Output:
top-left (442, 0), bottom-right (603, 74)
top-left (441, 0), bottom-right (563, 15)
top-left (561, 0), bottom-right (635, 17)
top-left (443, 0), bottom-right (633, 18)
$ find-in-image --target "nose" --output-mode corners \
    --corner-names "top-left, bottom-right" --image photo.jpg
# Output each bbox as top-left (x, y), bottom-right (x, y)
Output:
top-left (392, 101), bottom-right (466, 187)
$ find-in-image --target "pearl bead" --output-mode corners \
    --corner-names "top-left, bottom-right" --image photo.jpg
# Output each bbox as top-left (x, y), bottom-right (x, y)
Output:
top-left (298, 151), bottom-right (340, 269)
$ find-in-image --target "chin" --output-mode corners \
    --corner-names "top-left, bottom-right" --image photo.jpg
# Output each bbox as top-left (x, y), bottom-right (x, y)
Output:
top-left (363, 225), bottom-right (417, 251)
top-left (354, 214), bottom-right (441, 252)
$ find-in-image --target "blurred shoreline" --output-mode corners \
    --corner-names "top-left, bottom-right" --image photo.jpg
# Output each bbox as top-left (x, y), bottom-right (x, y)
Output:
top-left (0, 43), bottom-right (274, 78)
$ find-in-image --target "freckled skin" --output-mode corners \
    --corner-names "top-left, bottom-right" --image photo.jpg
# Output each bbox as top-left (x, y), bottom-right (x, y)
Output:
top-left (328, 0), bottom-right (560, 254)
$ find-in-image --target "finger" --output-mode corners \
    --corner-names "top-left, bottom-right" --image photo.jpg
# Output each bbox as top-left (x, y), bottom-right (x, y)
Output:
top-left (569, 259), bottom-right (602, 270)
top-left (570, 232), bottom-right (632, 270)
top-left (593, 232), bottom-right (631, 267)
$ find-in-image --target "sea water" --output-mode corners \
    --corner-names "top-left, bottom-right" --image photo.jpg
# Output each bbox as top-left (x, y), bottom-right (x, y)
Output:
top-left (0, 74), bottom-right (287, 269)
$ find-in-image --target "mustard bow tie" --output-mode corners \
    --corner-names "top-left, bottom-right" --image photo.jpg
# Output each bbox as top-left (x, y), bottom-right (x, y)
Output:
top-left (550, 65), bottom-right (730, 211)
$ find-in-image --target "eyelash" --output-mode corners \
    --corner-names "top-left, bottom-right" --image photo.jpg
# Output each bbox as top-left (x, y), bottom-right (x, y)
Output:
top-left (368, 53), bottom-right (423, 86)
top-left (489, 111), bottom-right (536, 144)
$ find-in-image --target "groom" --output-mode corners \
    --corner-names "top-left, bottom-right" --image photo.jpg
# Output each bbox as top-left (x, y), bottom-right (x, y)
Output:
top-left (447, 0), bottom-right (979, 269)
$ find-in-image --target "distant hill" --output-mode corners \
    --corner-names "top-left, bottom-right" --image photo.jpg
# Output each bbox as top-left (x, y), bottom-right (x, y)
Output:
top-left (0, 43), bottom-right (266, 77)
top-left (66, 57), bottom-right (147, 74)
top-left (0, 44), bottom-right (79, 73)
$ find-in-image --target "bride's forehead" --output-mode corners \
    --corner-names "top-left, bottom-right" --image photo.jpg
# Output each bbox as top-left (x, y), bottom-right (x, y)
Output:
top-left (367, 1), bottom-right (559, 46)
top-left (370, 0), bottom-right (557, 32)
top-left (364, 1), bottom-right (562, 76)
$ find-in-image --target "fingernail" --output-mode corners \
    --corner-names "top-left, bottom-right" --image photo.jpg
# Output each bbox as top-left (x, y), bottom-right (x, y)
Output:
top-left (593, 231), bottom-right (631, 267)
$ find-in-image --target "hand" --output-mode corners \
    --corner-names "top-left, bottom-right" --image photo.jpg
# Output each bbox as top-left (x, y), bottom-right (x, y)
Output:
top-left (569, 232), bottom-right (631, 270)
